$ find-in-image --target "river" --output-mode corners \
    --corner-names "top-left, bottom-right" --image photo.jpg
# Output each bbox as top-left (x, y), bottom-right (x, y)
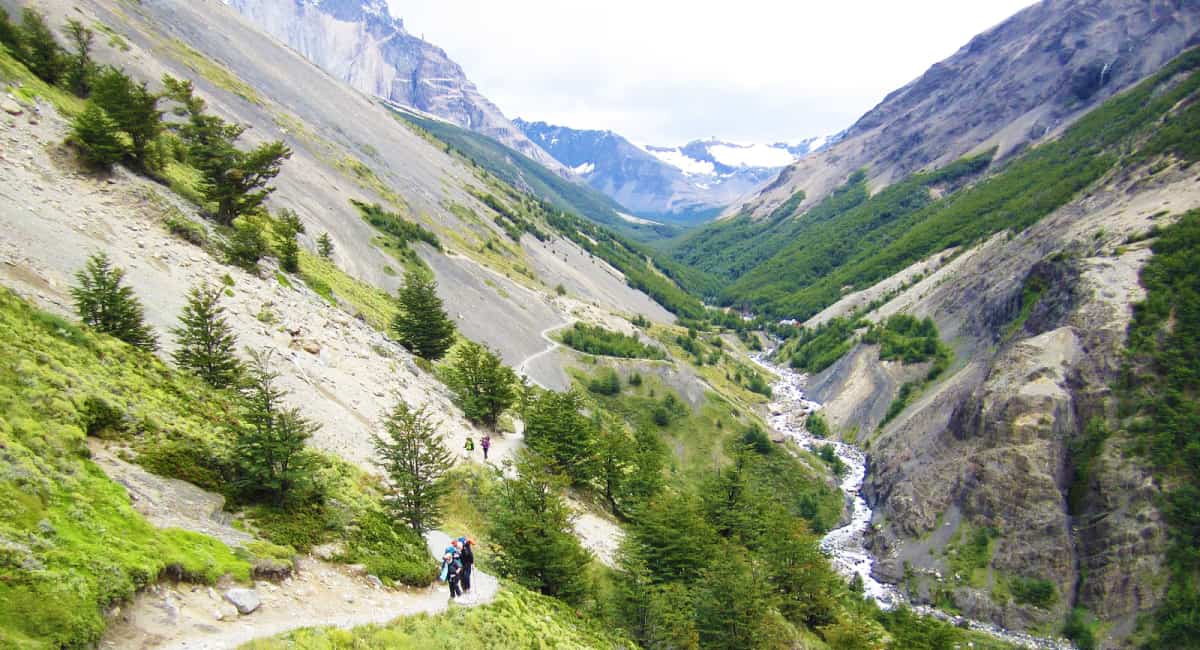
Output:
top-left (754, 353), bottom-right (1075, 650)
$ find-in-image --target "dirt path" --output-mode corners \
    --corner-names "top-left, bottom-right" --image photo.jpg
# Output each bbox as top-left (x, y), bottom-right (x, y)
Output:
top-left (95, 447), bottom-right (498, 650)
top-left (516, 319), bottom-right (576, 384)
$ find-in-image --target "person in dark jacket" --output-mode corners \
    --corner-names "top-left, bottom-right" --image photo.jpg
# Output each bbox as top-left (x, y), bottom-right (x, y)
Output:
top-left (457, 536), bottom-right (475, 594)
top-left (481, 435), bottom-right (491, 460)
top-left (442, 551), bottom-right (463, 600)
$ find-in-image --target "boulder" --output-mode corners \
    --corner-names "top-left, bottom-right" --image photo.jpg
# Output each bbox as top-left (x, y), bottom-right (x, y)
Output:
top-left (223, 588), bottom-right (261, 615)
top-left (1, 99), bottom-right (21, 116)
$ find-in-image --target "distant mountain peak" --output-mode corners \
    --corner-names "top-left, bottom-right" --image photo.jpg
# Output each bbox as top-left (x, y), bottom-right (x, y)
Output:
top-left (516, 120), bottom-right (833, 224)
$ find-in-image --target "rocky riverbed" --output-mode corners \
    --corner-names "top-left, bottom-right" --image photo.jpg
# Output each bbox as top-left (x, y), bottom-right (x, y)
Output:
top-left (754, 354), bottom-right (1074, 650)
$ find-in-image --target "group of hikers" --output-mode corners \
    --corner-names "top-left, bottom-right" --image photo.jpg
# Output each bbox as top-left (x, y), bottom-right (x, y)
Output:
top-left (462, 434), bottom-right (491, 460)
top-left (440, 536), bottom-right (477, 601)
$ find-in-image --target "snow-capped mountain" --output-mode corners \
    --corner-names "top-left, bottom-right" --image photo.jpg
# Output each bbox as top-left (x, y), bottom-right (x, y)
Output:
top-left (515, 120), bottom-right (833, 224)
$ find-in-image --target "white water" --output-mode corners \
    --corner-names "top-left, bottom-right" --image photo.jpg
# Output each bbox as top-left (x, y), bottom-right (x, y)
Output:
top-left (754, 353), bottom-right (1074, 650)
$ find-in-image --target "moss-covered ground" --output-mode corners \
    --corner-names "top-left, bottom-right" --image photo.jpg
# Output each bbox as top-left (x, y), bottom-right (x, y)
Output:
top-left (0, 288), bottom-right (251, 649)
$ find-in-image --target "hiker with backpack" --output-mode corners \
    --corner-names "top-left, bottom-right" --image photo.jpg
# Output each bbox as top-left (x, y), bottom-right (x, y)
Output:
top-left (463, 436), bottom-right (475, 458)
top-left (440, 548), bottom-right (463, 601)
top-left (456, 536), bottom-right (476, 595)
top-left (481, 434), bottom-right (491, 460)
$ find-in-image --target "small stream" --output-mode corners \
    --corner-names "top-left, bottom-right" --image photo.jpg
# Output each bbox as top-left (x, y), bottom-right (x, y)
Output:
top-left (753, 353), bottom-right (1074, 650)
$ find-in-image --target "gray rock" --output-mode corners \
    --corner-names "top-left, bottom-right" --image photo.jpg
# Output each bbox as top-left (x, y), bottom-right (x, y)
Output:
top-left (366, 574), bottom-right (383, 589)
top-left (1, 99), bottom-right (21, 115)
top-left (223, 588), bottom-right (261, 615)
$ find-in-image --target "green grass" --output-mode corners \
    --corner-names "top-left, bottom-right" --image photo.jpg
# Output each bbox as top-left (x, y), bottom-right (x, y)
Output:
top-left (0, 44), bottom-right (85, 115)
top-left (240, 582), bottom-right (636, 649)
top-left (0, 288), bottom-right (252, 649)
top-left (558, 322), bottom-right (666, 360)
top-left (161, 38), bottom-right (264, 106)
top-left (297, 250), bottom-right (396, 331)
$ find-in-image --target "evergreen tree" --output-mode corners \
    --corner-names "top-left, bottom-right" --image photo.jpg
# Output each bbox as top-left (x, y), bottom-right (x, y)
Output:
top-left (694, 548), bottom-right (786, 650)
top-left (444, 340), bottom-right (517, 429)
top-left (391, 270), bottom-right (456, 360)
top-left (226, 216), bottom-right (268, 269)
top-left (70, 103), bottom-right (125, 168)
top-left (171, 283), bottom-right (242, 389)
top-left (371, 401), bottom-right (454, 534)
top-left (490, 452), bottom-right (592, 604)
top-left (62, 19), bottom-right (95, 96)
top-left (0, 9), bottom-right (20, 54)
top-left (595, 424), bottom-right (636, 516)
top-left (234, 351), bottom-right (319, 506)
top-left (764, 519), bottom-right (841, 628)
top-left (70, 252), bottom-right (157, 351)
top-left (18, 9), bottom-right (64, 84)
top-left (90, 66), bottom-right (161, 168)
top-left (523, 389), bottom-right (597, 485)
top-left (275, 219), bottom-right (300, 273)
top-left (625, 423), bottom-right (667, 504)
top-left (317, 232), bottom-right (334, 259)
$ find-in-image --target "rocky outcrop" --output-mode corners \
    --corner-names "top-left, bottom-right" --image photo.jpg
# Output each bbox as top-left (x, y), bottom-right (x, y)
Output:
top-left (225, 0), bottom-right (565, 173)
top-left (739, 0), bottom-right (1200, 220)
top-left (814, 162), bottom-right (1200, 643)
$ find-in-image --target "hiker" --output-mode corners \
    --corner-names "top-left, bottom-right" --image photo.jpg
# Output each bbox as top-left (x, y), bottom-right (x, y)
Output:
top-left (458, 536), bottom-right (475, 594)
top-left (481, 434), bottom-right (491, 460)
top-left (441, 550), bottom-right (463, 600)
top-left (463, 436), bottom-right (475, 458)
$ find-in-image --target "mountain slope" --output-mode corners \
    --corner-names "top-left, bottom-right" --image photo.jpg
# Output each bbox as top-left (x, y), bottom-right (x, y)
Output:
top-left (516, 119), bottom-right (822, 224)
top-left (224, 0), bottom-right (567, 175)
top-left (736, 0), bottom-right (1200, 221)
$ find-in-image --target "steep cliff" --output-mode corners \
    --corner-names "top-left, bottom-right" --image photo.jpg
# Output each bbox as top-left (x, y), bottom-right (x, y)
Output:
top-left (224, 0), bottom-right (567, 174)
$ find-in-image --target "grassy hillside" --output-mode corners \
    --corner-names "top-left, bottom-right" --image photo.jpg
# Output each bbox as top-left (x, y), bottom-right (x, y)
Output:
top-left (673, 47), bottom-right (1200, 320)
top-left (0, 288), bottom-right (253, 649)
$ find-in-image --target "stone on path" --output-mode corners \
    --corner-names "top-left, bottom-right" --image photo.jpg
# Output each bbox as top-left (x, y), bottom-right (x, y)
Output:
top-left (1, 99), bottom-right (21, 116)
top-left (223, 588), bottom-right (261, 615)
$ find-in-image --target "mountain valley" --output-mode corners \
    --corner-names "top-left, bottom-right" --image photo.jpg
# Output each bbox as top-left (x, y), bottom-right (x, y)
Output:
top-left (1, 1), bottom-right (1199, 649)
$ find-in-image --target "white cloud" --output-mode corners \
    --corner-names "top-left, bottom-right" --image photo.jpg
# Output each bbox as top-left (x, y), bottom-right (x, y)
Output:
top-left (390, 0), bottom-right (1037, 145)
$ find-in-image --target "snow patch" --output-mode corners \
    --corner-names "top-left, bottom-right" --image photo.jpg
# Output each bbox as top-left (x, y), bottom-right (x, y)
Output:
top-left (708, 143), bottom-right (795, 168)
top-left (642, 147), bottom-right (715, 176)
top-left (571, 162), bottom-right (595, 175)
top-left (617, 212), bottom-right (662, 225)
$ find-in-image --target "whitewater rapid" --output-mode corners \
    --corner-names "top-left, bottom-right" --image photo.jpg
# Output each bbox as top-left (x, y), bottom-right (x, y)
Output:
top-left (754, 353), bottom-right (1074, 650)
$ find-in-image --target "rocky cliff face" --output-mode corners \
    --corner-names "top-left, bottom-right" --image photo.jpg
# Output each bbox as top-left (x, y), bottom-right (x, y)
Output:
top-left (515, 120), bottom-right (816, 223)
top-left (738, 0), bottom-right (1200, 220)
top-left (807, 160), bottom-right (1200, 644)
top-left (224, 0), bottom-right (566, 173)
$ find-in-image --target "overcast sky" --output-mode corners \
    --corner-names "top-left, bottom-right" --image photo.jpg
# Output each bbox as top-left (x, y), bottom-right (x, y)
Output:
top-left (390, 1), bottom-right (1038, 146)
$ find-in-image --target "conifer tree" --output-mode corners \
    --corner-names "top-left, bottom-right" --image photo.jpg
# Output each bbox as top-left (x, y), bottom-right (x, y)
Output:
top-left (0, 9), bottom-right (20, 54)
top-left (234, 350), bottom-right (318, 506)
top-left (391, 270), bottom-right (456, 360)
top-left (171, 283), bottom-right (242, 389)
top-left (371, 401), bottom-right (453, 534)
top-left (490, 452), bottom-right (592, 604)
top-left (71, 252), bottom-right (157, 351)
top-left (62, 19), bottom-right (95, 96)
top-left (523, 389), bottom-right (597, 485)
top-left (91, 66), bottom-right (161, 168)
top-left (70, 103), bottom-right (125, 167)
top-left (18, 9), bottom-right (64, 84)
top-left (317, 232), bottom-right (334, 259)
top-left (274, 209), bottom-right (302, 273)
top-left (444, 340), bottom-right (517, 429)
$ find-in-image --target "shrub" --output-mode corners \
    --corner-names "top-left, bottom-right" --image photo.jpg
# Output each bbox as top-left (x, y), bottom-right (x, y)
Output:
top-left (70, 103), bottom-right (125, 167)
top-left (588, 368), bottom-right (621, 395)
top-left (225, 216), bottom-right (269, 269)
top-left (338, 510), bottom-right (437, 586)
top-left (560, 322), bottom-right (665, 359)
top-left (1011, 576), bottom-right (1057, 608)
